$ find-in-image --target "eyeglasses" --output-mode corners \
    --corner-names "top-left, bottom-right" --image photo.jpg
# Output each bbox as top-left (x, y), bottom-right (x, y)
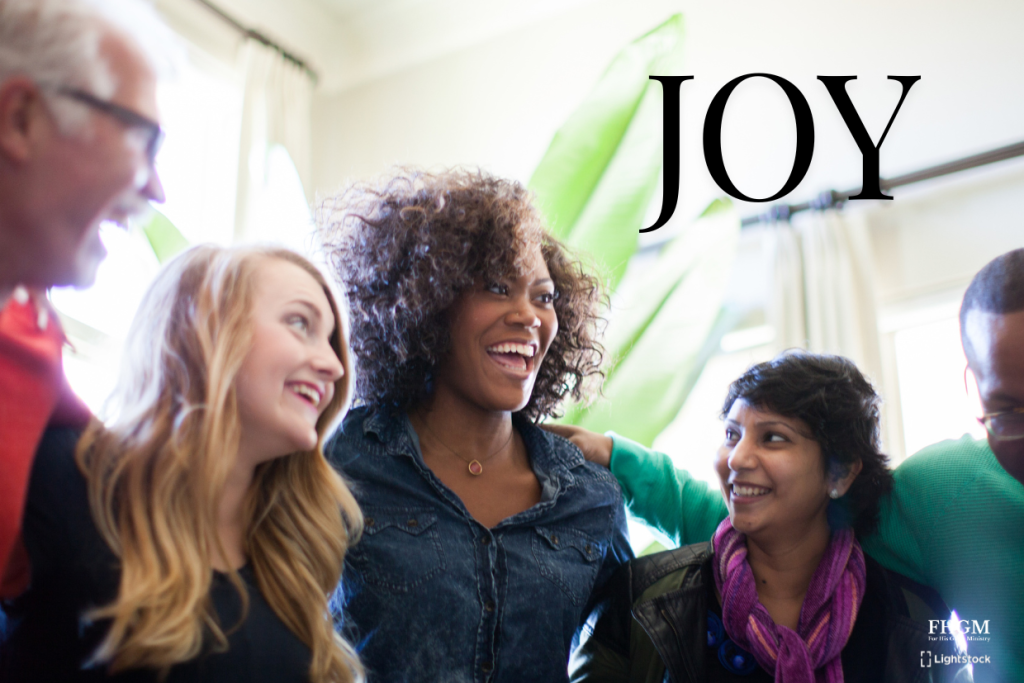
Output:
top-left (51, 86), bottom-right (165, 165)
top-left (977, 407), bottom-right (1024, 442)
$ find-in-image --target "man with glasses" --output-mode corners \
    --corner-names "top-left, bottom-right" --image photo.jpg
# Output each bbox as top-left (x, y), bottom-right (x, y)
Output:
top-left (862, 247), bottom-right (1024, 682)
top-left (961, 248), bottom-right (1024, 481)
top-left (0, 0), bottom-right (173, 601)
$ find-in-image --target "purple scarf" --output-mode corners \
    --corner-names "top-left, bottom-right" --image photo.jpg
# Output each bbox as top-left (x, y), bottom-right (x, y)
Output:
top-left (712, 518), bottom-right (866, 683)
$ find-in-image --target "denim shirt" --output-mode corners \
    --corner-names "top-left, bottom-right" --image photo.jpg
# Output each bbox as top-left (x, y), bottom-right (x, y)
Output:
top-left (327, 407), bottom-right (633, 683)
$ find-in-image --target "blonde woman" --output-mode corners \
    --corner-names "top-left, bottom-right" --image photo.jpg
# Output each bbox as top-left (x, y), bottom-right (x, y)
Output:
top-left (0, 246), bottom-right (363, 682)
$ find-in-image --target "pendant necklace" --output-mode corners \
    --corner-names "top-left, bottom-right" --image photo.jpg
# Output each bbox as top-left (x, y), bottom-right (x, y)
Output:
top-left (420, 419), bottom-right (514, 476)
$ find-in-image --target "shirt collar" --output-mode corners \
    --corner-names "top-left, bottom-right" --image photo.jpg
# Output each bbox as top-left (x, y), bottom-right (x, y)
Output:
top-left (360, 406), bottom-right (586, 480)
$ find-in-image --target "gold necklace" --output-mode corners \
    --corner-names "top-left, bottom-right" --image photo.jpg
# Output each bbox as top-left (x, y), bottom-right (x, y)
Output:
top-left (420, 419), bottom-right (514, 476)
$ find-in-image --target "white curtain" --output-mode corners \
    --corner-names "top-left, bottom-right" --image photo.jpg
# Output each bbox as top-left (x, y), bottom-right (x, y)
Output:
top-left (233, 39), bottom-right (315, 248)
top-left (766, 209), bottom-right (884, 394)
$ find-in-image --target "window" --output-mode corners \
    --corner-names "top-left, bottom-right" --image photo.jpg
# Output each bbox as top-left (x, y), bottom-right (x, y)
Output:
top-left (890, 310), bottom-right (985, 457)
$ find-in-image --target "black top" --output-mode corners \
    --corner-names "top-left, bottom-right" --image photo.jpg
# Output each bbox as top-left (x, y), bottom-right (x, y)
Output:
top-left (0, 427), bottom-right (312, 682)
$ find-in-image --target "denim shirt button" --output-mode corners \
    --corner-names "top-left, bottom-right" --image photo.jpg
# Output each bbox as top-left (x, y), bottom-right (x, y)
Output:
top-left (481, 535), bottom-right (492, 546)
top-left (551, 535), bottom-right (559, 545)
top-left (407, 519), bottom-right (418, 527)
top-left (481, 661), bottom-right (493, 673)
top-left (365, 517), bottom-right (375, 527)
top-left (484, 600), bottom-right (496, 612)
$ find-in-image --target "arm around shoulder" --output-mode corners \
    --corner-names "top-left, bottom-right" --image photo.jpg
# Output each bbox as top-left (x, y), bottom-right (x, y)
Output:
top-left (609, 433), bottom-right (728, 546)
top-left (861, 436), bottom-right (988, 586)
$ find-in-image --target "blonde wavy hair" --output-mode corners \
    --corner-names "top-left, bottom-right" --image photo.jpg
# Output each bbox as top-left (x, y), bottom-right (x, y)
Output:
top-left (75, 245), bottom-right (363, 682)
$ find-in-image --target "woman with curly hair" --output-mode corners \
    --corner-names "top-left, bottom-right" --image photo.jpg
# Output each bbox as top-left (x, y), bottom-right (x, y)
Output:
top-left (1, 246), bottom-right (364, 682)
top-left (318, 168), bottom-right (632, 682)
top-left (560, 352), bottom-right (961, 681)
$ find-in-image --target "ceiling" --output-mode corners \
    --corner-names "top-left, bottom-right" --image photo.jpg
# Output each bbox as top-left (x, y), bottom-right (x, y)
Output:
top-left (190, 0), bottom-right (598, 93)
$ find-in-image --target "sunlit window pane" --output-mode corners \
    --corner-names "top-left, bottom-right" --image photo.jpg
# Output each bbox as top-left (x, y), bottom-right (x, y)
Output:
top-left (894, 317), bottom-right (985, 457)
top-left (241, 145), bottom-right (316, 255)
top-left (156, 59), bottom-right (242, 247)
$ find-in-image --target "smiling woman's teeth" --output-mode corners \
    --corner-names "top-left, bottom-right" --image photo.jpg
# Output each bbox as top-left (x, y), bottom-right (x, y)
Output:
top-left (486, 342), bottom-right (535, 357)
top-left (291, 384), bottom-right (320, 404)
top-left (733, 484), bottom-right (770, 497)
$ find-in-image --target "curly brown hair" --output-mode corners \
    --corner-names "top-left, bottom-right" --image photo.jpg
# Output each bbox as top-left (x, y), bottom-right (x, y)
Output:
top-left (317, 168), bottom-right (605, 421)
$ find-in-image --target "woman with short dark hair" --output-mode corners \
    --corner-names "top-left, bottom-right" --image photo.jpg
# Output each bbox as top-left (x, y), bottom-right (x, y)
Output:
top-left (567, 352), bottom-right (961, 682)
top-left (720, 352), bottom-right (893, 537)
top-left (318, 168), bottom-right (631, 683)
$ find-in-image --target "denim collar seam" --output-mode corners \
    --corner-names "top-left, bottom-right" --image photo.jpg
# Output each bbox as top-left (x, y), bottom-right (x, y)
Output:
top-left (360, 409), bottom-right (420, 460)
top-left (364, 408), bottom-right (581, 466)
top-left (360, 409), bottom-right (591, 502)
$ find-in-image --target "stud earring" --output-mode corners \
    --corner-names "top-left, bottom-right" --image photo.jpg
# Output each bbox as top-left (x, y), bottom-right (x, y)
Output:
top-left (829, 488), bottom-right (840, 499)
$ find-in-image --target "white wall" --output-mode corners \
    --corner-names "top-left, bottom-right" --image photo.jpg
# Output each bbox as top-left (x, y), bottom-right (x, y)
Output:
top-left (868, 165), bottom-right (1024, 306)
top-left (310, 0), bottom-right (679, 196)
top-left (310, 0), bottom-right (1024, 233)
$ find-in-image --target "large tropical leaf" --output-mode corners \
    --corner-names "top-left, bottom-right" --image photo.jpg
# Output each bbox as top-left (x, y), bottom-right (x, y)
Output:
top-left (139, 208), bottom-right (189, 264)
top-left (564, 201), bottom-right (740, 444)
top-left (600, 199), bottom-right (732, 364)
top-left (529, 14), bottom-right (685, 289)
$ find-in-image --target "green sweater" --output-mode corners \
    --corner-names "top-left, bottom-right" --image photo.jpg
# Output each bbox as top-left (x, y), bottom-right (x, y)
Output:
top-left (609, 432), bottom-right (1024, 683)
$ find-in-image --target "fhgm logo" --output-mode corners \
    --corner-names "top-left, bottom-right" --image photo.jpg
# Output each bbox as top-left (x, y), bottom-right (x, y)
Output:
top-left (927, 612), bottom-right (992, 650)
top-left (929, 619), bottom-right (990, 636)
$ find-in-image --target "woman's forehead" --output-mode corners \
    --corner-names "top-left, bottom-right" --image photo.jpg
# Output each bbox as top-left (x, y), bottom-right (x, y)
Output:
top-left (476, 242), bottom-right (551, 282)
top-left (520, 245), bottom-right (551, 280)
top-left (257, 259), bottom-right (334, 315)
top-left (727, 399), bottom-right (811, 432)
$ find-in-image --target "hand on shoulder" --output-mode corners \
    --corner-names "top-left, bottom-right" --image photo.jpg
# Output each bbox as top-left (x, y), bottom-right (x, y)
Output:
top-left (541, 423), bottom-right (613, 468)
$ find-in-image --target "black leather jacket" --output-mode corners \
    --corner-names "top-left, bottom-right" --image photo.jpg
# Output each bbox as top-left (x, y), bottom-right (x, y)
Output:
top-left (570, 543), bottom-right (970, 683)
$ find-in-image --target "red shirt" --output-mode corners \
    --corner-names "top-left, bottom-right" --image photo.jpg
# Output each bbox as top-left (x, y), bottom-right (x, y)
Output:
top-left (0, 288), bottom-right (89, 598)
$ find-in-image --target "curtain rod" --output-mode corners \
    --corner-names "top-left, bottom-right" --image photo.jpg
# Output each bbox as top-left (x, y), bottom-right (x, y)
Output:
top-left (740, 139), bottom-right (1024, 227)
top-left (190, 0), bottom-right (319, 84)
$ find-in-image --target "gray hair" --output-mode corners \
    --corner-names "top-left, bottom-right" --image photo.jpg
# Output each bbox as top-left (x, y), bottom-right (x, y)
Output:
top-left (0, 0), bottom-right (180, 133)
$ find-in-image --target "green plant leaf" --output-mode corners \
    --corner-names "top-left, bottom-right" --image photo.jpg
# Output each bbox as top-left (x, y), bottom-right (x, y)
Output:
top-left (563, 202), bottom-right (740, 444)
top-left (602, 198), bottom-right (733, 367)
top-left (559, 200), bottom-right (735, 425)
top-left (139, 209), bottom-right (189, 264)
top-left (528, 14), bottom-right (685, 289)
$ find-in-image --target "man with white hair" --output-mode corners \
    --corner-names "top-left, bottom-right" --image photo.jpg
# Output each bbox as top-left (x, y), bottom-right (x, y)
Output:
top-left (0, 0), bottom-right (174, 597)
